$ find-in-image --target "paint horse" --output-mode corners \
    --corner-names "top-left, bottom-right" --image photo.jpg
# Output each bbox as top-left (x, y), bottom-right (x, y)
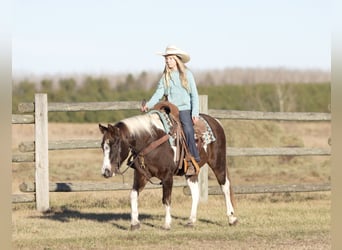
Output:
top-left (99, 105), bottom-right (238, 230)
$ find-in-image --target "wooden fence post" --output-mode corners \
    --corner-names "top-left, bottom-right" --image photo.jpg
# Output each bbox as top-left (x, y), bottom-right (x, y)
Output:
top-left (35, 94), bottom-right (49, 212)
top-left (199, 95), bottom-right (208, 202)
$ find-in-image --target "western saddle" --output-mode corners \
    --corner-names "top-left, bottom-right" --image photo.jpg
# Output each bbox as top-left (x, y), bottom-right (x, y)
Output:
top-left (152, 101), bottom-right (205, 175)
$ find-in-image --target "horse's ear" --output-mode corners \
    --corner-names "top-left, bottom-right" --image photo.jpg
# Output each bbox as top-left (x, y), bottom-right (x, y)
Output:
top-left (99, 124), bottom-right (107, 134)
top-left (108, 124), bottom-right (116, 133)
top-left (108, 124), bottom-right (121, 135)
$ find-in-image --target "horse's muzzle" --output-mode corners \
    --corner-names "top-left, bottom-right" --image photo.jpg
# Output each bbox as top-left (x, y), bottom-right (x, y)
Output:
top-left (103, 169), bottom-right (113, 178)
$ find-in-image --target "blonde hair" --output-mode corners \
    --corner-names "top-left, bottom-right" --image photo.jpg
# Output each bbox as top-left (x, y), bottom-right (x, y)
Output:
top-left (163, 55), bottom-right (190, 92)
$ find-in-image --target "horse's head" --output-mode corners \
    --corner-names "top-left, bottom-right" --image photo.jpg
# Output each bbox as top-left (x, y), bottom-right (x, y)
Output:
top-left (99, 123), bottom-right (130, 178)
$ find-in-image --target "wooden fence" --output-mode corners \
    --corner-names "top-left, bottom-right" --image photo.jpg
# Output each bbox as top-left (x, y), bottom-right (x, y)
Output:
top-left (12, 94), bottom-right (331, 211)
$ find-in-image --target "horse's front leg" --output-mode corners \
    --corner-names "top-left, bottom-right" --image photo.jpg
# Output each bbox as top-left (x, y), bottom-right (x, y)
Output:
top-left (162, 175), bottom-right (173, 230)
top-left (130, 188), bottom-right (140, 230)
top-left (130, 171), bottom-right (147, 230)
top-left (186, 175), bottom-right (200, 226)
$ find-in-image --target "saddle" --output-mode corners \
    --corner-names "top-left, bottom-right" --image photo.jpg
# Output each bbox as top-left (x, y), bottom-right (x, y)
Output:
top-left (153, 101), bottom-right (205, 175)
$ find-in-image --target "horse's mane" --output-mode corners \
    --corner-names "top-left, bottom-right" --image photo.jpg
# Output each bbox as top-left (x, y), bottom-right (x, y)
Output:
top-left (121, 113), bottom-right (164, 137)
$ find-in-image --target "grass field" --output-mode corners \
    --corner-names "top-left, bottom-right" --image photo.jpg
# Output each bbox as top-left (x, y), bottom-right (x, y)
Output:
top-left (12, 190), bottom-right (330, 249)
top-left (12, 121), bottom-right (331, 249)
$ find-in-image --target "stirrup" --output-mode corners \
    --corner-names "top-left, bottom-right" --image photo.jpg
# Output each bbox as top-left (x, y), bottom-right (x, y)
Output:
top-left (185, 162), bottom-right (196, 175)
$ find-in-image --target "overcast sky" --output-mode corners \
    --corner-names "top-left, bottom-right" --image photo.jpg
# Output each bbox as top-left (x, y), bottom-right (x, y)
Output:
top-left (12, 0), bottom-right (331, 75)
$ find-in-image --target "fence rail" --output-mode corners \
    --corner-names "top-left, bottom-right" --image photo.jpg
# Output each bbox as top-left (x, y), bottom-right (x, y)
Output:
top-left (12, 94), bottom-right (331, 210)
top-left (18, 101), bottom-right (142, 113)
top-left (183, 183), bottom-right (331, 195)
top-left (19, 181), bottom-right (331, 194)
top-left (17, 139), bottom-right (331, 156)
top-left (19, 181), bottom-right (187, 192)
top-left (17, 101), bottom-right (331, 121)
top-left (208, 109), bottom-right (331, 121)
top-left (12, 114), bottom-right (35, 124)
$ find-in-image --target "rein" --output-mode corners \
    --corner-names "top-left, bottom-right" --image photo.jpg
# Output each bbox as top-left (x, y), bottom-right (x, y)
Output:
top-left (139, 134), bottom-right (170, 156)
top-left (127, 133), bottom-right (171, 185)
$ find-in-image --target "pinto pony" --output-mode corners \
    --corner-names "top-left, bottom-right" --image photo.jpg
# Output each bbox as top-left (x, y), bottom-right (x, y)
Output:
top-left (99, 111), bottom-right (237, 230)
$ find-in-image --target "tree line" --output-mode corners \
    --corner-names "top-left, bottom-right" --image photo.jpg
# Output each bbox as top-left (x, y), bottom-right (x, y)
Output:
top-left (12, 75), bottom-right (330, 123)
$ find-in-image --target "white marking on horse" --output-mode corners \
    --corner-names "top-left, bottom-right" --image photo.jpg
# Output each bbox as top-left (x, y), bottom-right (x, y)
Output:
top-left (187, 178), bottom-right (200, 224)
top-left (130, 190), bottom-right (140, 226)
top-left (171, 146), bottom-right (177, 161)
top-left (221, 177), bottom-right (238, 225)
top-left (102, 140), bottom-right (112, 175)
top-left (164, 204), bottom-right (172, 229)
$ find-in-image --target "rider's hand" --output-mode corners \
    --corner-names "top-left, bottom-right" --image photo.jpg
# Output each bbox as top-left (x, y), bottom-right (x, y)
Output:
top-left (141, 105), bottom-right (148, 112)
top-left (192, 116), bottom-right (199, 124)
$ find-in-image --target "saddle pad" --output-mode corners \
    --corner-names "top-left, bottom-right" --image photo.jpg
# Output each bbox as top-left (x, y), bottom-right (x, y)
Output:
top-left (198, 116), bottom-right (216, 146)
top-left (149, 110), bottom-right (216, 147)
top-left (148, 110), bottom-right (175, 145)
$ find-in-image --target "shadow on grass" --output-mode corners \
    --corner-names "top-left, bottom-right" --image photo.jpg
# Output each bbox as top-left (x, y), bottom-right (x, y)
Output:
top-left (30, 207), bottom-right (222, 230)
top-left (41, 208), bottom-right (134, 222)
top-left (30, 207), bottom-right (152, 230)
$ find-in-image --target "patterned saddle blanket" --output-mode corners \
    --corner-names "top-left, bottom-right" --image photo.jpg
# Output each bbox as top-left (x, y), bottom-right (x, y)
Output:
top-left (148, 109), bottom-right (216, 147)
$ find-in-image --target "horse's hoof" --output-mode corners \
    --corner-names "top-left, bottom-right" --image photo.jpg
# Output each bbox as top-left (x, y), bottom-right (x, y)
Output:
top-left (130, 223), bottom-right (141, 231)
top-left (184, 221), bottom-right (195, 228)
top-left (162, 225), bottom-right (171, 230)
top-left (228, 215), bottom-right (238, 226)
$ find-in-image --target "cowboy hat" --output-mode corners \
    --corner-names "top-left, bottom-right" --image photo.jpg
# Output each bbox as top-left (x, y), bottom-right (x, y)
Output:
top-left (157, 45), bottom-right (190, 63)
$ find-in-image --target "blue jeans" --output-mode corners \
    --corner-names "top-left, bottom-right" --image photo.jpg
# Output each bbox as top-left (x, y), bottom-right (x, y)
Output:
top-left (179, 110), bottom-right (200, 162)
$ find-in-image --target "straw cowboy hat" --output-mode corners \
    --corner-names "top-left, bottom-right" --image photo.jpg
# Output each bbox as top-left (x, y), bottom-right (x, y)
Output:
top-left (158, 45), bottom-right (190, 63)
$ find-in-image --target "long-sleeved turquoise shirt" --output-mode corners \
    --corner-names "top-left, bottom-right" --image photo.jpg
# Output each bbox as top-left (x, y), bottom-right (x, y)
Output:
top-left (146, 70), bottom-right (199, 117)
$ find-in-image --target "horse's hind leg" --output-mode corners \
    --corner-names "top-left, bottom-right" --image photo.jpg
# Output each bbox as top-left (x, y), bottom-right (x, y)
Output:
top-left (221, 176), bottom-right (238, 225)
top-left (203, 114), bottom-right (238, 225)
top-left (185, 175), bottom-right (200, 226)
top-left (208, 154), bottom-right (238, 225)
